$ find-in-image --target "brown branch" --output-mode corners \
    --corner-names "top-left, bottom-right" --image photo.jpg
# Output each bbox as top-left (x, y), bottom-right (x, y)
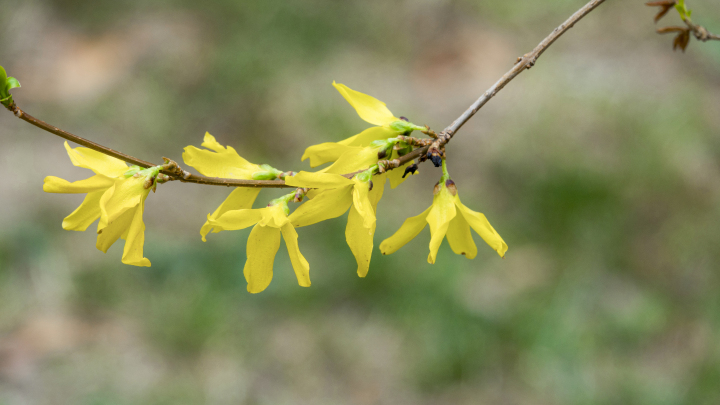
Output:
top-left (3, 0), bottom-right (607, 187)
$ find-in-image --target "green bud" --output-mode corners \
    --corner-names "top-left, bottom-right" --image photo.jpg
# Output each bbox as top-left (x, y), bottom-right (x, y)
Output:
top-left (389, 120), bottom-right (425, 134)
top-left (252, 164), bottom-right (282, 180)
top-left (124, 165), bottom-right (144, 178)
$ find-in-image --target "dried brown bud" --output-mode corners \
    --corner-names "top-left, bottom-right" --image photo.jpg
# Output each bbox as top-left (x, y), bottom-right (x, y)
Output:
top-left (368, 180), bottom-right (374, 191)
top-left (646, 1), bottom-right (677, 23)
top-left (433, 181), bottom-right (441, 195)
top-left (673, 29), bottom-right (691, 52)
top-left (377, 149), bottom-right (388, 159)
top-left (402, 163), bottom-right (418, 178)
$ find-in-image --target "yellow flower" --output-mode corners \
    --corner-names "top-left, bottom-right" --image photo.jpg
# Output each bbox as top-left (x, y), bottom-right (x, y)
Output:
top-left (43, 142), bottom-right (154, 267)
top-left (183, 132), bottom-right (287, 241)
top-left (301, 82), bottom-right (424, 168)
top-left (206, 197), bottom-right (310, 293)
top-left (286, 170), bottom-right (384, 277)
top-left (380, 165), bottom-right (507, 263)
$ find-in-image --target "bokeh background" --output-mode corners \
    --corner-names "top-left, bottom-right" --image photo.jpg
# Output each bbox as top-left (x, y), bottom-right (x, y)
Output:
top-left (1, 0), bottom-right (720, 404)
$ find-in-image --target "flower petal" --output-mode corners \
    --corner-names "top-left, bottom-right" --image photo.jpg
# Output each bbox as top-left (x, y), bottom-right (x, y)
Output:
top-left (43, 174), bottom-right (115, 194)
top-left (323, 146), bottom-right (381, 175)
top-left (352, 180), bottom-right (375, 229)
top-left (379, 206), bottom-right (431, 255)
top-left (62, 190), bottom-right (104, 231)
top-left (301, 143), bottom-right (354, 168)
top-left (96, 205), bottom-right (136, 253)
top-left (200, 188), bottom-right (261, 241)
top-left (426, 191), bottom-right (457, 264)
top-left (182, 132), bottom-right (261, 179)
top-left (288, 187), bottom-right (353, 228)
top-left (63, 142), bottom-right (129, 178)
top-left (280, 223), bottom-right (311, 287)
top-left (285, 171), bottom-right (354, 189)
top-left (209, 208), bottom-right (264, 232)
top-left (346, 205), bottom-right (375, 278)
top-left (333, 82), bottom-right (398, 126)
top-left (446, 212), bottom-right (478, 260)
top-left (244, 224), bottom-right (281, 294)
top-left (456, 198), bottom-right (508, 258)
top-left (98, 177), bottom-right (148, 230)
top-left (120, 200), bottom-right (151, 267)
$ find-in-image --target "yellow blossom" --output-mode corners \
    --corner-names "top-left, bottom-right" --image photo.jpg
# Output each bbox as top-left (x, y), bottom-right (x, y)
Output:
top-left (206, 197), bottom-right (310, 293)
top-left (183, 132), bottom-right (284, 241)
top-left (301, 82), bottom-right (425, 168)
top-left (380, 163), bottom-right (507, 263)
top-left (43, 142), bottom-right (154, 267)
top-left (286, 170), bottom-right (384, 277)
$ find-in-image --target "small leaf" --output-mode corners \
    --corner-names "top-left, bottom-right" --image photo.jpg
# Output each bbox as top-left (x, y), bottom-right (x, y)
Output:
top-left (5, 77), bottom-right (20, 93)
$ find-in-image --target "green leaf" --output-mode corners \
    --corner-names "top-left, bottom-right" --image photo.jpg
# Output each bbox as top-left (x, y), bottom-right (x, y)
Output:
top-left (5, 77), bottom-right (20, 93)
top-left (0, 66), bottom-right (7, 87)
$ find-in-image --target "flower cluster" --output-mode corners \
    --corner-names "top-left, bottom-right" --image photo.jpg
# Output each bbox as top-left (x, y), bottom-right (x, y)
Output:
top-left (44, 83), bottom-right (507, 293)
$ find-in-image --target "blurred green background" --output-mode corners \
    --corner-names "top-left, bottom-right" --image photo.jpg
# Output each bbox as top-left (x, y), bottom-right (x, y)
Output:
top-left (1, 0), bottom-right (720, 403)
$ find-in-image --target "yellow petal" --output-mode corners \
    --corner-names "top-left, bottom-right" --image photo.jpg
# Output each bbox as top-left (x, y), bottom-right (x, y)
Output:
top-left (96, 205), bottom-right (136, 253)
top-left (43, 174), bottom-right (115, 194)
top-left (456, 198), bottom-right (508, 258)
top-left (201, 188), bottom-right (261, 241)
top-left (288, 187), bottom-right (353, 228)
top-left (62, 190), bottom-right (104, 231)
top-left (426, 190), bottom-right (457, 264)
top-left (280, 223), bottom-right (311, 287)
top-left (63, 142), bottom-right (129, 178)
top-left (323, 146), bottom-right (380, 175)
top-left (98, 176), bottom-right (149, 230)
top-left (333, 82), bottom-right (398, 126)
top-left (352, 179), bottom-right (375, 229)
top-left (120, 200), bottom-right (151, 267)
top-left (339, 126), bottom-right (398, 147)
top-left (345, 204), bottom-right (375, 278)
top-left (369, 174), bottom-right (386, 209)
top-left (301, 143), bottom-right (354, 168)
top-left (209, 208), bottom-right (264, 232)
top-left (446, 212), bottom-right (478, 260)
top-left (244, 224), bottom-right (281, 294)
top-left (379, 206), bottom-right (431, 256)
top-left (182, 132), bottom-right (261, 179)
top-left (259, 204), bottom-right (290, 229)
top-left (285, 171), bottom-right (354, 189)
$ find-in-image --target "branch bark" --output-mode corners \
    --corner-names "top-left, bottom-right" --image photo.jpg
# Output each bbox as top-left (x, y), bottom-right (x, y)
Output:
top-left (3, 0), bottom-right (608, 187)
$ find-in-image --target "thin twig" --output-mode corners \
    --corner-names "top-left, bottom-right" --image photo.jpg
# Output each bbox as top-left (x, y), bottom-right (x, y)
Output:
top-left (4, 0), bottom-right (607, 187)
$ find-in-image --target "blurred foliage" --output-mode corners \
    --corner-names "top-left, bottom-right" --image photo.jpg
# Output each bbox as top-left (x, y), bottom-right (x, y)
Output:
top-left (2, 0), bottom-right (720, 404)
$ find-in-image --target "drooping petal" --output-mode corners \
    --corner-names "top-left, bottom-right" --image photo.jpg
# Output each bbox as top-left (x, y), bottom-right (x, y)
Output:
top-left (96, 205), bottom-right (137, 253)
top-left (285, 171), bottom-right (354, 189)
top-left (182, 132), bottom-right (261, 179)
top-left (455, 198), bottom-right (508, 258)
top-left (346, 205), bottom-right (375, 278)
top-left (379, 206), bottom-right (432, 255)
top-left (426, 190), bottom-right (457, 264)
top-left (209, 209), bottom-right (264, 232)
top-left (280, 223), bottom-right (311, 287)
top-left (120, 200), bottom-right (151, 267)
top-left (259, 204), bottom-right (290, 229)
top-left (244, 224), bottom-right (281, 294)
top-left (43, 174), bottom-right (115, 194)
top-left (98, 176), bottom-right (149, 230)
top-left (323, 146), bottom-right (381, 175)
top-left (63, 142), bottom-right (129, 178)
top-left (62, 190), bottom-right (104, 231)
top-left (333, 82), bottom-right (398, 126)
top-left (352, 179), bottom-right (375, 229)
top-left (445, 212), bottom-right (478, 260)
top-left (339, 126), bottom-right (398, 147)
top-left (345, 176), bottom-right (385, 277)
top-left (200, 188), bottom-right (261, 241)
top-left (288, 187), bottom-right (353, 228)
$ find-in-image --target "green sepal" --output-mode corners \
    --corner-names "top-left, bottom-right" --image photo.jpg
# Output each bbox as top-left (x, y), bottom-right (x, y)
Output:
top-left (389, 120), bottom-right (425, 134)
top-left (0, 95), bottom-right (12, 108)
top-left (268, 195), bottom-right (293, 215)
top-left (252, 164), bottom-right (282, 180)
top-left (123, 165), bottom-right (143, 178)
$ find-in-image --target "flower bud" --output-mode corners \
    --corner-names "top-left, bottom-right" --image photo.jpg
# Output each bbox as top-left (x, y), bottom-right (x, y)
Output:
top-left (402, 163), bottom-right (418, 178)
